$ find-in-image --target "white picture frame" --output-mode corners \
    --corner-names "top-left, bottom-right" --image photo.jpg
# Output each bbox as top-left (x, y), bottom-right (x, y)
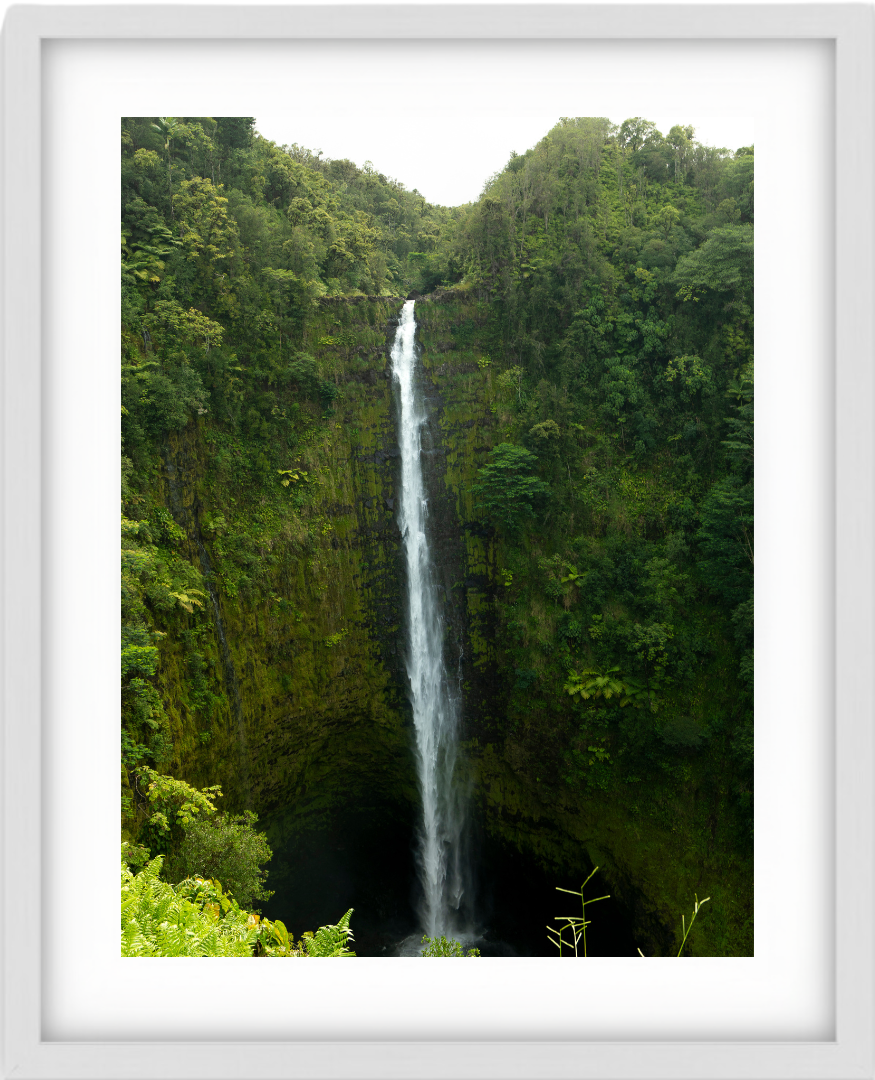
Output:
top-left (2, 3), bottom-right (873, 1077)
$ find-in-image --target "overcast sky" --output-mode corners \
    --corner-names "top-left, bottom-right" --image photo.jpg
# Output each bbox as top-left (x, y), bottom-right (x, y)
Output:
top-left (254, 112), bottom-right (754, 208)
top-left (132, 37), bottom-right (760, 209)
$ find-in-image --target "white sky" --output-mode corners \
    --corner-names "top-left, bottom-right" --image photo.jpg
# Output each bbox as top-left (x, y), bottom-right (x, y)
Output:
top-left (231, 37), bottom-right (760, 208)
top-left (255, 110), bottom-right (754, 208)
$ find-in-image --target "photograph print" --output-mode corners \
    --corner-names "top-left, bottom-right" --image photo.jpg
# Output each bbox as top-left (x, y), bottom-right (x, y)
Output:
top-left (120, 112), bottom-right (753, 958)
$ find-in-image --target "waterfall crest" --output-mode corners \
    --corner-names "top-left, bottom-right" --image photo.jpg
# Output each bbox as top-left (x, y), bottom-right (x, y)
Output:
top-left (391, 299), bottom-right (466, 939)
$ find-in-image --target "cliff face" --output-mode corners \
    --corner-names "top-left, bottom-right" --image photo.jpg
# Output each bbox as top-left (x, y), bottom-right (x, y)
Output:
top-left (139, 297), bottom-right (414, 828)
top-left (134, 290), bottom-right (752, 956)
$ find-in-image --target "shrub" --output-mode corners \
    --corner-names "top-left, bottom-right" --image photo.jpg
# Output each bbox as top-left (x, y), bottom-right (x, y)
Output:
top-left (178, 810), bottom-right (273, 911)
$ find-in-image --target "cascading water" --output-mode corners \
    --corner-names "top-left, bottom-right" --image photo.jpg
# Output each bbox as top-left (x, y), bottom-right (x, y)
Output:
top-left (392, 299), bottom-right (467, 941)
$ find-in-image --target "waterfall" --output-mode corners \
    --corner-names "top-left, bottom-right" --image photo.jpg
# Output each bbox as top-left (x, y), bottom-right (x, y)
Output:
top-left (392, 299), bottom-right (466, 940)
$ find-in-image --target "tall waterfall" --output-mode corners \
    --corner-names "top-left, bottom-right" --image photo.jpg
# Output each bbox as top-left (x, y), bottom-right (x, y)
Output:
top-left (392, 299), bottom-right (466, 939)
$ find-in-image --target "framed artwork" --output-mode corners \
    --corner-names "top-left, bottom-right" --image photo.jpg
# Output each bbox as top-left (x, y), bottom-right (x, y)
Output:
top-left (2, 3), bottom-right (872, 1077)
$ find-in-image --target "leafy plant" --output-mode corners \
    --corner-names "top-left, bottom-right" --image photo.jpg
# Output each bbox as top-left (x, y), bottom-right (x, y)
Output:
top-left (420, 935), bottom-right (481, 957)
top-left (121, 848), bottom-right (261, 957)
top-left (563, 667), bottom-right (655, 709)
top-left (257, 916), bottom-right (297, 956)
top-left (137, 767), bottom-right (222, 829)
top-left (301, 908), bottom-right (356, 956)
top-left (133, 767), bottom-right (222, 856)
top-left (255, 910), bottom-right (355, 957)
top-left (277, 468), bottom-right (309, 487)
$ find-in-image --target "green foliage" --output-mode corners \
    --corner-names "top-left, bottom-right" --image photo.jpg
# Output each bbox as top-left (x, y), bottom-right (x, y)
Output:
top-left (178, 809), bottom-right (274, 911)
top-left (661, 354), bottom-right (714, 402)
top-left (601, 355), bottom-right (646, 425)
top-left (121, 846), bottom-right (354, 958)
top-left (257, 916), bottom-right (297, 956)
top-left (301, 909), bottom-right (356, 956)
top-left (142, 299), bottom-right (225, 350)
top-left (121, 644), bottom-right (159, 679)
top-left (138, 767), bottom-right (222, 828)
top-left (121, 847), bottom-right (261, 957)
top-left (722, 370), bottom-right (754, 474)
top-left (696, 478), bottom-right (753, 607)
top-left (121, 513), bottom-right (207, 772)
top-left (470, 443), bottom-right (550, 533)
top-left (420, 935), bottom-right (481, 957)
top-left (564, 667), bottom-right (655, 709)
top-left (659, 715), bottom-right (708, 749)
top-left (674, 224), bottom-right (753, 308)
top-left (437, 115), bottom-right (755, 865)
top-left (133, 767), bottom-right (222, 857)
top-left (254, 910), bottom-right (356, 957)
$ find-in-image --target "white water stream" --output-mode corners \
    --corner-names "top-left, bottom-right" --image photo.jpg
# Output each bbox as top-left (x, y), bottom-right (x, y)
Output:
top-left (391, 299), bottom-right (466, 940)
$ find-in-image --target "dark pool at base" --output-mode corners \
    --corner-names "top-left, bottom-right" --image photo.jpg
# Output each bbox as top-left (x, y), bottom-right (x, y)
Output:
top-left (261, 807), bottom-right (640, 957)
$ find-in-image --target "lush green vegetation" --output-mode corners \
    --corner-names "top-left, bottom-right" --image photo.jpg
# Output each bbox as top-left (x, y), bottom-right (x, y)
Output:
top-left (120, 115), bottom-right (752, 956)
top-left (121, 849), bottom-right (262, 957)
top-left (425, 116), bottom-right (753, 855)
top-left (121, 845), bottom-right (355, 957)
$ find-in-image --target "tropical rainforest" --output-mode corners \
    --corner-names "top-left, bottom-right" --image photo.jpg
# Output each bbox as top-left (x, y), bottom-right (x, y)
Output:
top-left (121, 115), bottom-right (753, 957)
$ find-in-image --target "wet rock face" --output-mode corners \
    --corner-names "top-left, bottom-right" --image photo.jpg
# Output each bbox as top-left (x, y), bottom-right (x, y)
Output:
top-left (406, 300), bottom-right (508, 745)
top-left (411, 342), bottom-right (504, 743)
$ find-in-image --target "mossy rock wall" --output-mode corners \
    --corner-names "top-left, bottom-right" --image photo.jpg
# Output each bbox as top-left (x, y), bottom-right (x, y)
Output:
top-left (147, 297), bottom-right (416, 837)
